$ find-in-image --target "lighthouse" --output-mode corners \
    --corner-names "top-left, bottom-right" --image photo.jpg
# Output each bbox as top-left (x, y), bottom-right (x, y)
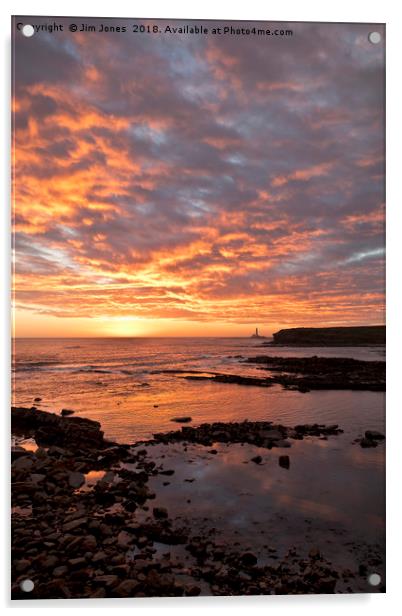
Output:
top-left (251, 327), bottom-right (265, 338)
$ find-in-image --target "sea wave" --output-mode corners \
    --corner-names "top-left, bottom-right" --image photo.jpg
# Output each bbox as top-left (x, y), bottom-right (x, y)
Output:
top-left (12, 360), bottom-right (62, 372)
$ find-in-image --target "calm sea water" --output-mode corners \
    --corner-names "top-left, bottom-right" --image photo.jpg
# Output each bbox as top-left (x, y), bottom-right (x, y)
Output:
top-left (12, 337), bottom-right (385, 442)
top-left (12, 337), bottom-right (385, 582)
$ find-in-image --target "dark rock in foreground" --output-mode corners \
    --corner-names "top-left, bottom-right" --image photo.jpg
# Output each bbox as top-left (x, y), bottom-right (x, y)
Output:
top-left (11, 407), bottom-right (383, 599)
top-left (279, 455), bottom-right (290, 469)
top-left (11, 406), bottom-right (106, 449)
top-left (358, 430), bottom-right (385, 448)
top-left (365, 430), bottom-right (385, 440)
top-left (268, 326), bottom-right (385, 347)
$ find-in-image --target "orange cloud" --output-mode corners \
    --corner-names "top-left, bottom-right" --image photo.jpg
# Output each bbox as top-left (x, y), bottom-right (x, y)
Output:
top-left (12, 19), bottom-right (385, 336)
top-left (272, 163), bottom-right (333, 187)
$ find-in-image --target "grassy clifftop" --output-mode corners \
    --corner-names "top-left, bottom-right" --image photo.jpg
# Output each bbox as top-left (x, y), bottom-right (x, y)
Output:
top-left (271, 326), bottom-right (385, 346)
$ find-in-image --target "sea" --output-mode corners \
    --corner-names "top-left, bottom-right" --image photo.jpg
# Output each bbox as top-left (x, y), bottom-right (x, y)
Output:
top-left (12, 337), bottom-right (386, 586)
top-left (12, 337), bottom-right (385, 442)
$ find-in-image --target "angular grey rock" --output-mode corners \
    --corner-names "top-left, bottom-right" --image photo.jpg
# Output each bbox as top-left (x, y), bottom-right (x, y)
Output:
top-left (98, 470), bottom-right (115, 485)
top-left (68, 471), bottom-right (85, 488)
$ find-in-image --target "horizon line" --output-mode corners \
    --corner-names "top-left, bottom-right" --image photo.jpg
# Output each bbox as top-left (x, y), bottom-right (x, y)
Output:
top-left (12, 335), bottom-right (275, 339)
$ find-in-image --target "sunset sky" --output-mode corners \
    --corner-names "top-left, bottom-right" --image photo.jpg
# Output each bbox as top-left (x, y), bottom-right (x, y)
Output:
top-left (12, 18), bottom-right (385, 337)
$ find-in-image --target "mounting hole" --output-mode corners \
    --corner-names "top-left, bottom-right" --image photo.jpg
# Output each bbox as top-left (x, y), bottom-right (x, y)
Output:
top-left (368, 573), bottom-right (381, 586)
top-left (368, 31), bottom-right (381, 44)
top-left (20, 578), bottom-right (34, 592)
top-left (22, 24), bottom-right (35, 38)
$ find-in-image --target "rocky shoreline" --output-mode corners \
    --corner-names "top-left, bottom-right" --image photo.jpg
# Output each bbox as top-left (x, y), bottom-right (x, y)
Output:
top-left (11, 407), bottom-right (384, 599)
top-left (158, 355), bottom-right (385, 393)
top-left (152, 420), bottom-right (343, 449)
top-left (244, 355), bottom-right (385, 392)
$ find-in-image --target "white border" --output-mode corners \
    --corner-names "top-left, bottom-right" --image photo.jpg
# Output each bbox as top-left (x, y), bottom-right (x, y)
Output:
top-left (2, 1), bottom-right (401, 614)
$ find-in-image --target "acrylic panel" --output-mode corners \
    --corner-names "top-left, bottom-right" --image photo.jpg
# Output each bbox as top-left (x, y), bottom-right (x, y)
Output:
top-left (11, 16), bottom-right (385, 599)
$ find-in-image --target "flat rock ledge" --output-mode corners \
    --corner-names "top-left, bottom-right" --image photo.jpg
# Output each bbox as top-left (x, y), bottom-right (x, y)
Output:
top-left (153, 420), bottom-right (343, 449)
top-left (244, 356), bottom-right (385, 393)
top-left (159, 355), bottom-right (385, 392)
top-left (11, 406), bottom-right (107, 449)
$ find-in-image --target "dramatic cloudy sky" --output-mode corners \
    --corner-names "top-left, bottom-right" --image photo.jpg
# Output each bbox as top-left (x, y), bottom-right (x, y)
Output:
top-left (12, 18), bottom-right (385, 336)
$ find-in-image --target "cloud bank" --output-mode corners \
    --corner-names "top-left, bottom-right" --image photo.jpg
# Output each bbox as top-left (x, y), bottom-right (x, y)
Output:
top-left (12, 19), bottom-right (385, 333)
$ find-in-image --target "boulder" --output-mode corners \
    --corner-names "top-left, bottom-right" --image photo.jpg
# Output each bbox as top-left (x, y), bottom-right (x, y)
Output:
top-left (241, 552), bottom-right (258, 567)
top-left (68, 471), bottom-right (85, 489)
top-left (62, 517), bottom-right (88, 532)
top-left (81, 534), bottom-right (97, 552)
top-left (365, 430), bottom-right (385, 441)
top-left (185, 585), bottom-right (201, 596)
top-left (114, 579), bottom-right (139, 597)
top-left (68, 557), bottom-right (86, 569)
top-left (360, 437), bottom-right (378, 448)
top-left (11, 406), bottom-right (105, 449)
top-left (170, 416), bottom-right (192, 423)
top-left (11, 447), bottom-right (30, 461)
top-left (279, 455), bottom-right (290, 469)
top-left (117, 530), bottom-right (133, 548)
top-left (12, 455), bottom-right (34, 471)
top-left (153, 507), bottom-right (168, 519)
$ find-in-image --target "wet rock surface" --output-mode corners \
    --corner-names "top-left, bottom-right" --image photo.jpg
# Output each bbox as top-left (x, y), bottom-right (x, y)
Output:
top-left (357, 430), bottom-right (386, 448)
top-left (153, 420), bottom-right (343, 449)
top-left (12, 406), bottom-right (107, 449)
top-left (244, 356), bottom-right (385, 392)
top-left (170, 417), bottom-right (192, 423)
top-left (165, 356), bottom-right (385, 392)
top-left (11, 407), bottom-right (384, 599)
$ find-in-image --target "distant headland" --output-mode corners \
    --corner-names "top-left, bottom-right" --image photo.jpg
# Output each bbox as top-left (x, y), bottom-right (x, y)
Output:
top-left (266, 326), bottom-right (385, 347)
